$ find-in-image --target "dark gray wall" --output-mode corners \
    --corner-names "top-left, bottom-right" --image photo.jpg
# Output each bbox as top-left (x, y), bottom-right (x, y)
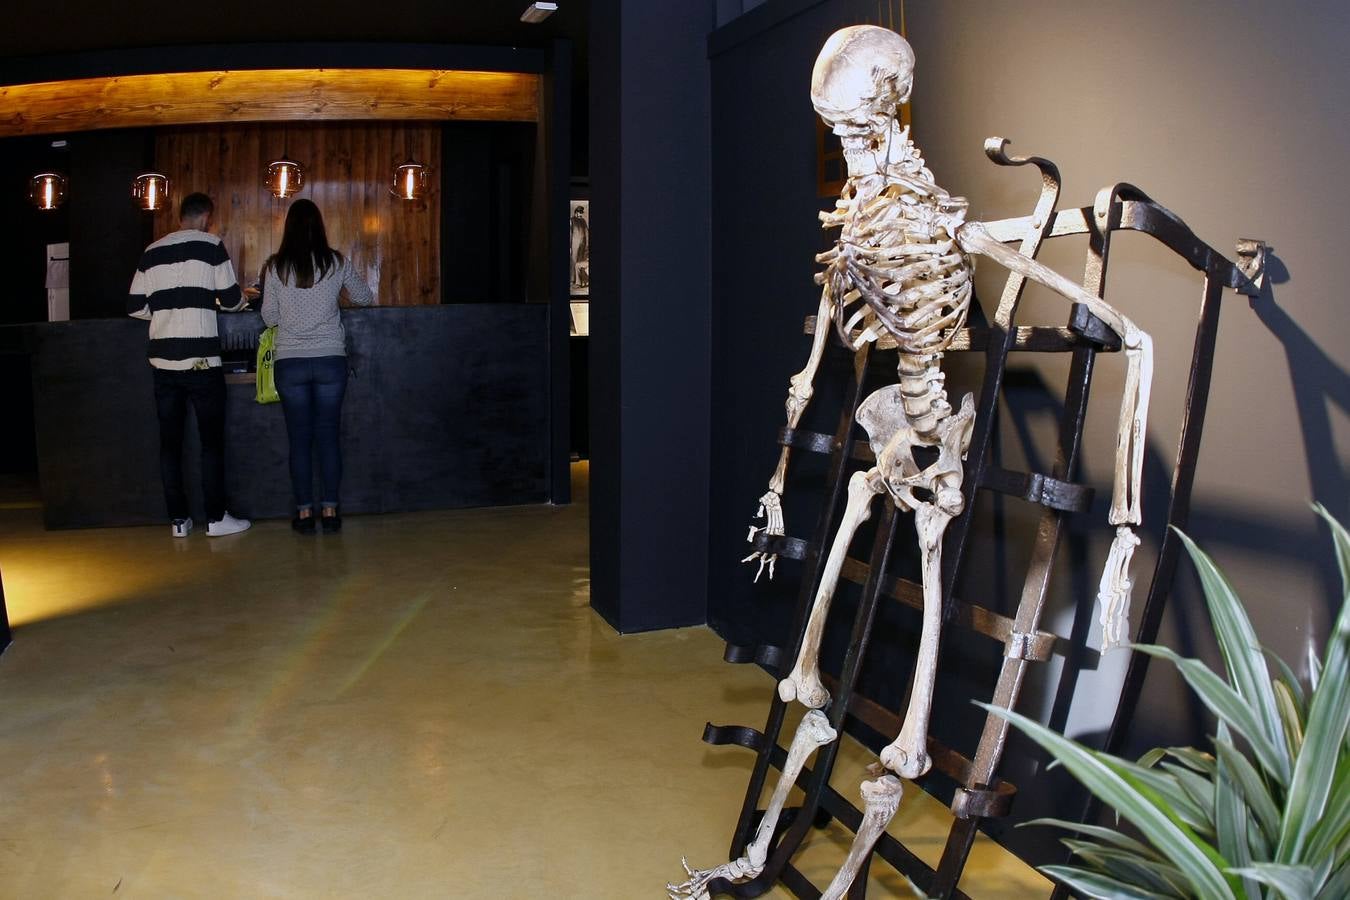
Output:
top-left (588, 0), bottom-right (715, 632)
top-left (25, 306), bottom-right (549, 527)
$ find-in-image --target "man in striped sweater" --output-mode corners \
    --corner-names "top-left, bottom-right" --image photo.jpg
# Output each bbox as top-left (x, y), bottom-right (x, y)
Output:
top-left (129, 192), bottom-right (251, 538)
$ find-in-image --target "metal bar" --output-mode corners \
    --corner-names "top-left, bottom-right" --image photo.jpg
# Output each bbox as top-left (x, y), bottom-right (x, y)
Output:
top-left (802, 318), bottom-right (1118, 354)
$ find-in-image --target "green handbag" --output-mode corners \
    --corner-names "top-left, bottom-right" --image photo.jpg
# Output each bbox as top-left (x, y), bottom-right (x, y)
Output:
top-left (255, 326), bottom-right (280, 404)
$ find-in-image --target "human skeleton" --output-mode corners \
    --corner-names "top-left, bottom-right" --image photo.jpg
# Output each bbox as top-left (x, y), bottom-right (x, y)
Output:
top-left (672, 25), bottom-right (1153, 900)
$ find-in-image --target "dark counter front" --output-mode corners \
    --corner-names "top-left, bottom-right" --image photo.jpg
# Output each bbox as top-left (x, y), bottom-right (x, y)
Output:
top-left (26, 305), bottom-right (550, 528)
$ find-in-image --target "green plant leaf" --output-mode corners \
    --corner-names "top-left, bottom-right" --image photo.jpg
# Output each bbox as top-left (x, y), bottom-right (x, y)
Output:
top-left (1316, 501), bottom-right (1350, 592)
top-left (1040, 864), bottom-right (1178, 900)
top-left (1022, 818), bottom-right (1162, 860)
top-left (1215, 723), bottom-right (1262, 900)
top-left (1133, 642), bottom-right (1291, 785)
top-left (1141, 746), bottom-right (1218, 775)
top-left (1266, 648), bottom-right (1308, 712)
top-left (1139, 747), bottom-right (1168, 768)
top-left (1212, 734), bottom-right (1281, 843)
top-left (1175, 528), bottom-right (1286, 774)
top-left (1228, 863), bottom-right (1317, 899)
top-left (1304, 749), bottom-right (1350, 864)
top-left (1062, 840), bottom-right (1189, 897)
top-left (1276, 507), bottom-right (1350, 864)
top-left (1273, 678), bottom-right (1305, 758)
top-left (979, 702), bottom-right (1236, 898)
top-left (1098, 754), bottom-right (1214, 837)
top-left (1317, 857), bottom-right (1350, 899)
top-left (1162, 761), bottom-right (1218, 828)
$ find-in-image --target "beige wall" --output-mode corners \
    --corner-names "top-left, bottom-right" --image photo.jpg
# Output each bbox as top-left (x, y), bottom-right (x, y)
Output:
top-left (907, 0), bottom-right (1349, 738)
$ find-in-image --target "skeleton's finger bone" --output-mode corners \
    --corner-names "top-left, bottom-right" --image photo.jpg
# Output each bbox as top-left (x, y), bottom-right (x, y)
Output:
top-left (818, 776), bottom-right (905, 900)
top-left (779, 469), bottom-right (883, 709)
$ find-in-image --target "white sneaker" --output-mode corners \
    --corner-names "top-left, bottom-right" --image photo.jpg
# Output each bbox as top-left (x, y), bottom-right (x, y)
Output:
top-left (207, 512), bottom-right (251, 537)
top-left (171, 517), bottom-right (193, 538)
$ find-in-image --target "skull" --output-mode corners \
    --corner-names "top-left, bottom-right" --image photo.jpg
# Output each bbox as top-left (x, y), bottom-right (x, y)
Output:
top-left (810, 26), bottom-right (915, 178)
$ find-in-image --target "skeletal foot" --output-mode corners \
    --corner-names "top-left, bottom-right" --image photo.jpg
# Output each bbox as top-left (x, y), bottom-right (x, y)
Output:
top-left (879, 742), bottom-right (931, 779)
top-left (778, 671), bottom-right (830, 709)
top-left (667, 855), bottom-right (758, 900)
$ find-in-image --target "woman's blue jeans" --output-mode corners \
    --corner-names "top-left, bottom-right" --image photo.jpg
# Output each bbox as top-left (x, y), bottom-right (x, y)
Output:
top-left (275, 355), bottom-right (348, 510)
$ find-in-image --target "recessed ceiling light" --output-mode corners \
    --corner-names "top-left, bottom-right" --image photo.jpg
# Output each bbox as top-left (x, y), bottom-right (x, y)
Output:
top-left (520, 2), bottom-right (557, 24)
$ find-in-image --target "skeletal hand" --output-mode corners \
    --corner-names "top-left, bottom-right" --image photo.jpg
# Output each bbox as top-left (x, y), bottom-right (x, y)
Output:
top-left (742, 490), bottom-right (786, 581)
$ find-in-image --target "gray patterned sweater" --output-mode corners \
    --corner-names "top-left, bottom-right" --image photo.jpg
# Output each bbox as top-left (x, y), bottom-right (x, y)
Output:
top-left (260, 255), bottom-right (376, 360)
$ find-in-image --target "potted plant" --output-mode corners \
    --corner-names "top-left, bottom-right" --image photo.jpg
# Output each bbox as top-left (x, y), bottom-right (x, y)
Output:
top-left (984, 504), bottom-right (1349, 899)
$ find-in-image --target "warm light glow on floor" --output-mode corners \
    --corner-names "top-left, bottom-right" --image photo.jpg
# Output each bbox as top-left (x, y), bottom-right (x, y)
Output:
top-left (0, 464), bottom-right (1050, 897)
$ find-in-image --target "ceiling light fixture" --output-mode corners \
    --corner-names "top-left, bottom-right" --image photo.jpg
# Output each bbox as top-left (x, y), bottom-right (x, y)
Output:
top-left (520, 2), bottom-right (557, 24)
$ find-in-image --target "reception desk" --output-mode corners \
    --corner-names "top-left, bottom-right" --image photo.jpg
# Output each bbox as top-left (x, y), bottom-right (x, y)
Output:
top-left (19, 305), bottom-right (550, 529)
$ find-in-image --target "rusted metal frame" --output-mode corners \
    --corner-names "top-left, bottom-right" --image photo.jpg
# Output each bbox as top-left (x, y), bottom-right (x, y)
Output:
top-left (939, 144), bottom-right (1064, 627)
top-left (929, 340), bottom-right (1102, 898)
top-left (926, 171), bottom-right (1128, 898)
top-left (723, 347), bottom-right (876, 866)
top-left (985, 198), bottom-right (1259, 297)
top-left (1048, 271), bottom-right (1228, 900)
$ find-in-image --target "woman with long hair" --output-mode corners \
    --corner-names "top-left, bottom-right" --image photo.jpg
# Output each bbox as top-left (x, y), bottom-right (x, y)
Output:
top-left (260, 199), bottom-right (375, 533)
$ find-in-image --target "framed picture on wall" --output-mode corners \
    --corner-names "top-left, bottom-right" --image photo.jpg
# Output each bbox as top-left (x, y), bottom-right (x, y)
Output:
top-left (569, 199), bottom-right (590, 297)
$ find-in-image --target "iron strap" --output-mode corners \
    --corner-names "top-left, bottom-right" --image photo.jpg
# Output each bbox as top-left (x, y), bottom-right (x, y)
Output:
top-left (747, 531), bottom-right (809, 561)
top-left (776, 426), bottom-right (840, 454)
top-left (979, 465), bottom-right (1094, 513)
top-left (722, 642), bottom-right (788, 671)
top-left (702, 723), bottom-right (766, 752)
top-left (950, 782), bottom-right (1017, 820)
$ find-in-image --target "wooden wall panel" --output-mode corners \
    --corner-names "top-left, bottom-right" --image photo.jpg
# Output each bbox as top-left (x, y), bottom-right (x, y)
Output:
top-left (152, 122), bottom-right (440, 306)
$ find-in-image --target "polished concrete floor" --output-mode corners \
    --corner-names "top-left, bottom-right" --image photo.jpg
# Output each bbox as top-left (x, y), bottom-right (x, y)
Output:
top-left (0, 465), bottom-right (1049, 898)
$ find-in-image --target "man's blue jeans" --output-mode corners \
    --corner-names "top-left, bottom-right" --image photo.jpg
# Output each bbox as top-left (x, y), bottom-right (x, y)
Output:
top-left (275, 355), bottom-right (349, 510)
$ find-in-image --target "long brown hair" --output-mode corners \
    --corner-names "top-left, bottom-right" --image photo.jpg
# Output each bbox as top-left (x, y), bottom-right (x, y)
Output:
top-left (269, 199), bottom-right (342, 288)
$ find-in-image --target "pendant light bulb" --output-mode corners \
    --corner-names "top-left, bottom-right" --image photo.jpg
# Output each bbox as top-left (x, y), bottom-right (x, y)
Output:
top-left (266, 157), bottom-right (304, 199)
top-left (391, 159), bottom-right (427, 201)
top-left (132, 172), bottom-right (170, 211)
top-left (30, 172), bottom-right (68, 210)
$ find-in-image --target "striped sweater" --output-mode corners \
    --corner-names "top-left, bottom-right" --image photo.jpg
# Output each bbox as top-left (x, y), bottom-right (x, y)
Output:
top-left (127, 229), bottom-right (247, 370)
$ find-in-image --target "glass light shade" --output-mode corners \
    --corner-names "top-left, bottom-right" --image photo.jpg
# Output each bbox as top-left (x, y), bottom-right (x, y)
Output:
top-left (266, 158), bottom-right (304, 199)
top-left (132, 172), bottom-right (170, 211)
top-left (30, 172), bottom-right (67, 210)
top-left (392, 159), bottom-right (427, 201)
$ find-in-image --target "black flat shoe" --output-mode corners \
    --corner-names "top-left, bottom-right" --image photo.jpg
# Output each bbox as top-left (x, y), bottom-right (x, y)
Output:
top-left (321, 514), bottom-right (342, 534)
top-left (292, 515), bottom-right (316, 534)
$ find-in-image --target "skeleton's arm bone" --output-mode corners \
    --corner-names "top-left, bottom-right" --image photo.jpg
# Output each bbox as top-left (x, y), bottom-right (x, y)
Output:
top-left (745, 287), bottom-right (836, 581)
top-left (769, 287), bottom-right (836, 495)
top-left (954, 221), bottom-right (1150, 527)
top-left (956, 221), bottom-right (1153, 648)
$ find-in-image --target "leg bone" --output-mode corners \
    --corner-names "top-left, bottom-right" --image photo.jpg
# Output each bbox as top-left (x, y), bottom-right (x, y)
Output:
top-left (669, 711), bottom-right (838, 899)
top-left (878, 501), bottom-right (953, 779)
top-left (779, 469), bottom-right (884, 709)
top-left (818, 776), bottom-right (904, 900)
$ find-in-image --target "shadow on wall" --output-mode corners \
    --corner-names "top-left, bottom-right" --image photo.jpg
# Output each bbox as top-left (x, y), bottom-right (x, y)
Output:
top-left (1247, 251), bottom-right (1349, 611)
